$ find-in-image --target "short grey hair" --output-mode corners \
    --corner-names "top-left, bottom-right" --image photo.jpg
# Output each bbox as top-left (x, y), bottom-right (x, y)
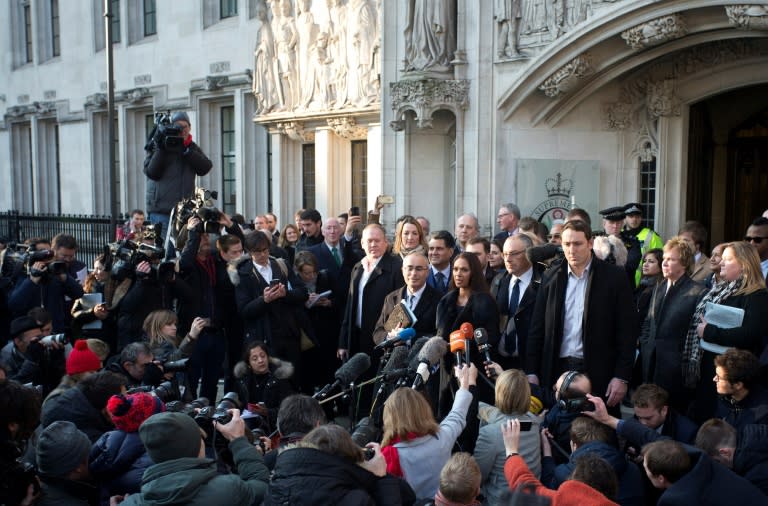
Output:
top-left (502, 203), bottom-right (521, 219)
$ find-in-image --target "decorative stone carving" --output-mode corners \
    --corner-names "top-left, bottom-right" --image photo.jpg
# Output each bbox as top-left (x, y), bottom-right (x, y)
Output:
top-left (327, 117), bottom-right (368, 140)
top-left (646, 79), bottom-right (681, 117)
top-left (85, 93), bottom-right (108, 108)
top-left (5, 101), bottom-right (56, 118)
top-left (404, 0), bottom-right (456, 72)
top-left (602, 102), bottom-right (632, 130)
top-left (119, 88), bottom-right (149, 104)
top-left (389, 119), bottom-right (406, 131)
top-left (276, 121), bottom-right (314, 142)
top-left (538, 54), bottom-right (593, 97)
top-left (621, 14), bottom-right (687, 49)
top-left (726, 5), bottom-right (768, 30)
top-left (204, 76), bottom-right (229, 91)
top-left (495, 0), bottom-right (522, 58)
top-left (33, 101), bottom-right (57, 115)
top-left (390, 79), bottom-right (469, 129)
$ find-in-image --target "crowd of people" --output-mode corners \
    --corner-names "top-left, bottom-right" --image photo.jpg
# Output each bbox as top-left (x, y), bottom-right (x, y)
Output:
top-left (2, 193), bottom-right (768, 505)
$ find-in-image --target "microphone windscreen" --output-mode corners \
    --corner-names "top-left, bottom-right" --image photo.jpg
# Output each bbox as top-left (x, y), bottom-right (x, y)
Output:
top-left (460, 322), bottom-right (474, 339)
top-left (407, 337), bottom-right (429, 370)
top-left (526, 243), bottom-right (562, 265)
top-left (450, 336), bottom-right (466, 353)
top-left (419, 336), bottom-right (448, 366)
top-left (383, 346), bottom-right (409, 373)
top-left (474, 328), bottom-right (489, 346)
top-left (397, 327), bottom-right (416, 340)
top-left (335, 352), bottom-right (371, 384)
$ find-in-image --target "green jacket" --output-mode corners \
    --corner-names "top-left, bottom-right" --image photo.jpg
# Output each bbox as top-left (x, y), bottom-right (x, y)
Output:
top-left (633, 227), bottom-right (664, 285)
top-left (122, 437), bottom-right (268, 506)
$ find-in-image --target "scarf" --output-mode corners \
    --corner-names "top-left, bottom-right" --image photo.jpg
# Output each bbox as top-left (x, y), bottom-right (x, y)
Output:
top-left (434, 490), bottom-right (481, 506)
top-left (682, 278), bottom-right (742, 387)
top-left (183, 134), bottom-right (193, 147)
top-left (196, 254), bottom-right (217, 286)
top-left (381, 432), bottom-right (422, 478)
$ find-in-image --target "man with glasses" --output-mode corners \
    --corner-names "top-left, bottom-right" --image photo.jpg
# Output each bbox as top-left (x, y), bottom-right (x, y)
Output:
top-left (493, 203), bottom-right (521, 244)
top-left (744, 216), bottom-right (768, 283)
top-left (491, 234), bottom-right (540, 370)
top-left (713, 348), bottom-right (768, 430)
top-left (548, 221), bottom-right (564, 245)
top-left (372, 252), bottom-right (440, 345)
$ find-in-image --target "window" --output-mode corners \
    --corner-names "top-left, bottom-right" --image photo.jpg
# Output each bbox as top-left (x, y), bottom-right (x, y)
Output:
top-left (111, 0), bottom-right (121, 43)
top-left (302, 144), bottom-right (316, 209)
top-left (24, 3), bottom-right (33, 63)
top-left (51, 0), bottom-right (60, 57)
top-left (143, 0), bottom-right (156, 36)
top-left (91, 112), bottom-right (121, 214)
top-left (221, 106), bottom-right (236, 214)
top-left (95, 0), bottom-right (121, 51)
top-left (35, 120), bottom-right (61, 213)
top-left (11, 122), bottom-right (34, 212)
top-left (639, 147), bottom-right (657, 230)
top-left (351, 141), bottom-right (368, 215)
top-left (220, 0), bottom-right (237, 19)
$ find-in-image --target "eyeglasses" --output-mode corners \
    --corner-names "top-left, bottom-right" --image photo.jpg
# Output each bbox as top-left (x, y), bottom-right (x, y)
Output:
top-left (503, 250), bottom-right (525, 258)
top-left (403, 266), bottom-right (428, 272)
top-left (497, 212), bottom-right (511, 219)
top-left (547, 234), bottom-right (561, 240)
top-left (713, 374), bottom-right (729, 383)
top-left (744, 236), bottom-right (768, 244)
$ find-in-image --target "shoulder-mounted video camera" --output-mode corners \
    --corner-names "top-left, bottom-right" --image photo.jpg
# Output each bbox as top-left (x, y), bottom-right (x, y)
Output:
top-left (172, 187), bottom-right (222, 249)
top-left (146, 111), bottom-right (184, 153)
top-left (18, 247), bottom-right (68, 281)
top-left (106, 239), bottom-right (174, 283)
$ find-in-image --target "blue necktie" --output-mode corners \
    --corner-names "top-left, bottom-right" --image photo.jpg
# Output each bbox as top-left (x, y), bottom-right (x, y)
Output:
top-left (435, 271), bottom-right (446, 292)
top-left (505, 279), bottom-right (520, 355)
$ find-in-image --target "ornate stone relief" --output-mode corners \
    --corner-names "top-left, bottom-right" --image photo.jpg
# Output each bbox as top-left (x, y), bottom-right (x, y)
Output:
top-left (725, 5), bottom-right (768, 30)
top-left (204, 76), bottom-right (229, 91)
top-left (646, 79), bottom-right (681, 118)
top-left (276, 121), bottom-right (314, 143)
top-left (327, 117), bottom-right (368, 140)
top-left (389, 78), bottom-right (470, 129)
top-left (404, 0), bottom-right (456, 72)
top-left (602, 102), bottom-right (632, 130)
top-left (538, 54), bottom-right (593, 97)
top-left (5, 101), bottom-right (57, 118)
top-left (621, 14), bottom-right (687, 49)
top-left (252, 0), bottom-right (381, 117)
top-left (118, 88), bottom-right (149, 104)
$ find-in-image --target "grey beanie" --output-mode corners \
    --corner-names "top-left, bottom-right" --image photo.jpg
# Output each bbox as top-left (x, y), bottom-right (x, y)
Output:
top-left (139, 412), bottom-right (201, 463)
top-left (171, 111), bottom-right (190, 125)
top-left (36, 421), bottom-right (91, 478)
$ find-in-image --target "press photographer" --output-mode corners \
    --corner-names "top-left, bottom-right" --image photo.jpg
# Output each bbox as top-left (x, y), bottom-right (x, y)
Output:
top-left (1, 316), bottom-right (66, 394)
top-left (0, 380), bottom-right (42, 506)
top-left (143, 111), bottom-right (212, 240)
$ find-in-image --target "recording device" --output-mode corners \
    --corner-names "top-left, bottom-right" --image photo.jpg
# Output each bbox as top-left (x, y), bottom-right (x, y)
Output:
top-left (378, 345), bottom-right (410, 382)
top-left (473, 328), bottom-right (496, 378)
top-left (526, 243), bottom-right (564, 268)
top-left (195, 392), bottom-right (242, 428)
top-left (556, 370), bottom-right (596, 413)
top-left (174, 187), bottom-right (223, 241)
top-left (269, 279), bottom-right (281, 288)
top-left (460, 322), bottom-right (474, 365)
top-left (351, 416), bottom-right (381, 448)
top-left (449, 330), bottom-right (465, 366)
top-left (107, 239), bottom-right (171, 282)
top-left (314, 353), bottom-right (372, 400)
top-left (39, 333), bottom-right (68, 346)
top-left (373, 327), bottom-right (416, 351)
top-left (3, 460), bottom-right (40, 506)
top-left (349, 206), bottom-right (360, 217)
top-left (22, 247), bottom-right (68, 280)
top-left (517, 420), bottom-right (533, 431)
top-left (146, 111), bottom-right (184, 152)
top-left (378, 195), bottom-right (395, 205)
top-left (363, 447), bottom-right (376, 460)
top-left (161, 358), bottom-right (190, 373)
top-left (166, 397), bottom-right (210, 416)
top-left (126, 380), bottom-right (179, 403)
top-left (411, 336), bottom-right (447, 390)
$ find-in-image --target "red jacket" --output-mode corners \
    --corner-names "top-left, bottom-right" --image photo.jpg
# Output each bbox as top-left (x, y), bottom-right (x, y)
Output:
top-left (504, 455), bottom-right (618, 506)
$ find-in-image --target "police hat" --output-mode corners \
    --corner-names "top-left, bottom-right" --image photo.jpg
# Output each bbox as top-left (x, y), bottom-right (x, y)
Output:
top-left (599, 206), bottom-right (626, 222)
top-left (623, 203), bottom-right (643, 215)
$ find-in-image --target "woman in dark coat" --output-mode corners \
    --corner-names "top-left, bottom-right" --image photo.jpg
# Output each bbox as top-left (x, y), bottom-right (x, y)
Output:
top-left (235, 340), bottom-right (294, 433)
top-left (265, 424), bottom-right (414, 506)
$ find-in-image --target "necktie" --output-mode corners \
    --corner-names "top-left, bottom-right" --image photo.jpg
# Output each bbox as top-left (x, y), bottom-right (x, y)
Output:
top-left (331, 247), bottom-right (341, 267)
top-left (505, 279), bottom-right (521, 355)
top-left (436, 272), bottom-right (446, 291)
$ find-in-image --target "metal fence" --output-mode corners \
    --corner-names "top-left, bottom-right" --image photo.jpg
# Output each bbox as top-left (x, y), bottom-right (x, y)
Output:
top-left (0, 211), bottom-right (126, 268)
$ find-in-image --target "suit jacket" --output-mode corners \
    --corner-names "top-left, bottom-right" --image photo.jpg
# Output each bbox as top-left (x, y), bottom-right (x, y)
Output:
top-left (690, 254), bottom-right (713, 283)
top-left (338, 254), bottom-right (405, 355)
top-left (308, 238), bottom-right (363, 311)
top-left (490, 266), bottom-right (542, 371)
top-left (526, 256), bottom-right (638, 397)
top-left (427, 267), bottom-right (450, 296)
top-left (371, 284), bottom-right (442, 345)
top-left (436, 291), bottom-right (500, 349)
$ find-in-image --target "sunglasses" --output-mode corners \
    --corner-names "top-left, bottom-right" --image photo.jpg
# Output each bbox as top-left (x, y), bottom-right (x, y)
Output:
top-left (744, 236), bottom-right (768, 244)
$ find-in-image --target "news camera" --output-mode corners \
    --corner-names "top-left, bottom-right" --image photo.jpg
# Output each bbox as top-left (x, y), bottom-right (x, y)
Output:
top-left (146, 111), bottom-right (185, 152)
top-left (126, 380), bottom-right (180, 404)
top-left (106, 239), bottom-right (173, 283)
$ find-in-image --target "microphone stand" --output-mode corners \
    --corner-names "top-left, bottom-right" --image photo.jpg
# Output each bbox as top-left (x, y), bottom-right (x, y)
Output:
top-left (347, 381), bottom-right (356, 431)
top-left (318, 375), bottom-right (384, 405)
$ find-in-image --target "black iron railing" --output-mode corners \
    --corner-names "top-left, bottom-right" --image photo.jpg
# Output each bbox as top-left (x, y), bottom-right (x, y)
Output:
top-left (0, 211), bottom-right (127, 268)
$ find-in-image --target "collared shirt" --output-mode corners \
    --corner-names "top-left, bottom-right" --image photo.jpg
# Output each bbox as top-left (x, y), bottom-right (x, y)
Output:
top-left (761, 258), bottom-right (768, 280)
top-left (498, 267), bottom-right (533, 357)
top-left (405, 283), bottom-right (427, 310)
top-left (431, 265), bottom-right (451, 284)
top-left (694, 251), bottom-right (702, 263)
top-left (559, 260), bottom-right (591, 358)
top-left (357, 256), bottom-right (383, 328)
top-left (325, 241), bottom-right (342, 263)
top-left (253, 260), bottom-right (273, 284)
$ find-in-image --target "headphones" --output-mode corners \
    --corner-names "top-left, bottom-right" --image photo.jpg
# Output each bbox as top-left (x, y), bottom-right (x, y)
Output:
top-left (558, 370), bottom-right (579, 401)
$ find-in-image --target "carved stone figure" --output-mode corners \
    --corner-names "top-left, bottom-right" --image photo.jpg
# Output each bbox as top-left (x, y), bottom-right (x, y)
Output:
top-left (347, 0), bottom-right (377, 106)
top-left (565, 0), bottom-right (589, 29)
top-left (404, 0), bottom-right (457, 72)
top-left (326, 0), bottom-right (348, 107)
top-left (522, 0), bottom-right (549, 34)
top-left (495, 0), bottom-right (522, 58)
top-left (276, 0), bottom-right (299, 110)
top-left (726, 5), bottom-right (768, 30)
top-left (296, 0), bottom-right (320, 109)
top-left (253, 1), bottom-right (280, 114)
top-left (621, 14), bottom-right (687, 49)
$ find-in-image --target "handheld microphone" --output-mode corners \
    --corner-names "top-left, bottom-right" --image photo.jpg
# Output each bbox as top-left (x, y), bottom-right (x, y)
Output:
top-left (411, 336), bottom-right (448, 390)
top-left (370, 346), bottom-right (409, 412)
top-left (474, 328), bottom-right (496, 378)
top-left (460, 322), bottom-right (474, 365)
top-left (314, 352), bottom-right (371, 399)
top-left (373, 327), bottom-right (416, 351)
top-left (449, 330), bottom-right (465, 366)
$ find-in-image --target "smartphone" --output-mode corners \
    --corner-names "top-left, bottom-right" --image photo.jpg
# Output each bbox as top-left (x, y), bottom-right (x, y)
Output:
top-left (349, 206), bottom-right (360, 217)
top-left (378, 195), bottom-right (395, 205)
top-left (269, 279), bottom-right (281, 288)
top-left (518, 420), bottom-right (533, 431)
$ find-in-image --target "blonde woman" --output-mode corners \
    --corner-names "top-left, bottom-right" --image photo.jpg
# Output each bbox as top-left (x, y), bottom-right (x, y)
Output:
top-left (142, 309), bottom-right (203, 363)
top-left (392, 216), bottom-right (428, 257)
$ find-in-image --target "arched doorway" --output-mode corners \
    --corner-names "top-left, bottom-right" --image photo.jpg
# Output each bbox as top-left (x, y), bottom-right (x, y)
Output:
top-left (686, 84), bottom-right (768, 246)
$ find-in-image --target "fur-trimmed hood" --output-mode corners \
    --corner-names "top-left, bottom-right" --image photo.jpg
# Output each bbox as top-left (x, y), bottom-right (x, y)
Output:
top-left (227, 257), bottom-right (251, 287)
top-left (233, 357), bottom-right (294, 380)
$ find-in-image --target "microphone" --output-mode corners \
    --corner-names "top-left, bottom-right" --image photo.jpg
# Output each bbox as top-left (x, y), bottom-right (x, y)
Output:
top-left (460, 322), bottom-right (474, 365)
top-left (526, 243), bottom-right (563, 265)
top-left (380, 346), bottom-right (409, 381)
top-left (474, 328), bottom-right (496, 378)
top-left (314, 352), bottom-right (371, 399)
top-left (373, 327), bottom-right (416, 351)
top-left (411, 336), bottom-right (448, 390)
top-left (449, 330), bottom-right (465, 366)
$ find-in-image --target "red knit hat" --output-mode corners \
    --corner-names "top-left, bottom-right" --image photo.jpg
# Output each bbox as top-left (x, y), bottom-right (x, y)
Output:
top-left (66, 340), bottom-right (102, 376)
top-left (107, 393), bottom-right (166, 433)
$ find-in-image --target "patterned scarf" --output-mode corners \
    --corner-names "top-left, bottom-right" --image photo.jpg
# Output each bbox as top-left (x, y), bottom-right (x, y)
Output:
top-left (682, 278), bottom-right (742, 387)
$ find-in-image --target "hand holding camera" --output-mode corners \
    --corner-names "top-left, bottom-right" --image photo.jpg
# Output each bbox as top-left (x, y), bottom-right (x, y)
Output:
top-left (187, 216), bottom-right (202, 231)
top-left (360, 443), bottom-right (386, 477)
top-left (214, 408), bottom-right (246, 442)
top-left (189, 317), bottom-right (208, 339)
top-left (29, 261), bottom-right (47, 284)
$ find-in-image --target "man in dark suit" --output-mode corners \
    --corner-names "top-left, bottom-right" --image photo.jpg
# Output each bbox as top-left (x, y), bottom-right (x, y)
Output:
top-left (491, 233), bottom-right (541, 371)
top-left (308, 217), bottom-right (363, 312)
top-left (372, 251), bottom-right (441, 345)
top-left (427, 230), bottom-right (455, 295)
top-left (493, 203), bottom-right (521, 244)
top-left (338, 224), bottom-right (404, 417)
top-left (296, 209), bottom-right (324, 252)
top-left (527, 220), bottom-right (637, 413)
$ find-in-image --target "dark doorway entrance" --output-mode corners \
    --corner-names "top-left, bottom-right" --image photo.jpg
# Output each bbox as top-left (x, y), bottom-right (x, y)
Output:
top-left (686, 85), bottom-right (768, 246)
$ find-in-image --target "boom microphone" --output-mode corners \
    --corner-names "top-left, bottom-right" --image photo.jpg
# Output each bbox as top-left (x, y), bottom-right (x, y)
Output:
top-left (380, 346), bottom-right (409, 381)
top-left (474, 328), bottom-right (496, 378)
top-left (314, 352), bottom-right (371, 399)
top-left (526, 243), bottom-right (563, 266)
top-left (374, 327), bottom-right (416, 351)
top-left (450, 330), bottom-right (465, 366)
top-left (460, 322), bottom-right (474, 365)
top-left (406, 337), bottom-right (429, 371)
top-left (411, 336), bottom-right (448, 390)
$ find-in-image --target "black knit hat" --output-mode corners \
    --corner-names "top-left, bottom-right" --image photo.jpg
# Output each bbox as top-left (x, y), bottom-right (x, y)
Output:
top-left (36, 421), bottom-right (91, 478)
top-left (139, 412), bottom-right (202, 463)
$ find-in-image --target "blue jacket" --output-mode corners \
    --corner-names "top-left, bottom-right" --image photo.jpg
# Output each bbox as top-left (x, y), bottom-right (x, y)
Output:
top-left (9, 275), bottom-right (84, 332)
top-left (89, 430), bottom-right (153, 505)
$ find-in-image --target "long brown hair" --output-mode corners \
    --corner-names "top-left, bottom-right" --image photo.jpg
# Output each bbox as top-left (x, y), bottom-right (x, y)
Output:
top-left (723, 242), bottom-right (765, 296)
top-left (381, 387), bottom-right (440, 446)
